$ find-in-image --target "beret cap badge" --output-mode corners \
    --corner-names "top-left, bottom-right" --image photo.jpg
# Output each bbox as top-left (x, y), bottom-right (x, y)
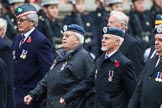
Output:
top-left (17, 7), bottom-right (23, 13)
top-left (63, 25), bottom-right (68, 32)
top-left (103, 27), bottom-right (107, 33)
top-left (157, 27), bottom-right (162, 33)
top-left (62, 24), bottom-right (85, 35)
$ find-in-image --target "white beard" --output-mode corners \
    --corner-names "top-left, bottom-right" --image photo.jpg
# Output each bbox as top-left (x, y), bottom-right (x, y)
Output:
top-left (101, 47), bottom-right (107, 52)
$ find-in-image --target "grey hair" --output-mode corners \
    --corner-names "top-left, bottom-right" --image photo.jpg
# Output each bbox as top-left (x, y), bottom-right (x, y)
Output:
top-left (115, 35), bottom-right (124, 46)
top-left (110, 10), bottom-right (129, 29)
top-left (26, 13), bottom-right (38, 27)
top-left (0, 18), bottom-right (7, 36)
top-left (76, 33), bottom-right (84, 44)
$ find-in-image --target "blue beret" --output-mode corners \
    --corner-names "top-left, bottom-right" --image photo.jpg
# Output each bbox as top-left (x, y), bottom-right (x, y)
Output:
top-left (15, 4), bottom-right (37, 18)
top-left (155, 14), bottom-right (162, 25)
top-left (63, 24), bottom-right (85, 35)
top-left (154, 26), bottom-right (162, 34)
top-left (102, 27), bottom-right (125, 38)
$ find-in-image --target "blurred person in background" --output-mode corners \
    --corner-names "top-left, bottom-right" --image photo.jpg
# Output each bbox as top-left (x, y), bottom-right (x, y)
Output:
top-left (150, 0), bottom-right (162, 27)
top-left (63, 0), bottom-right (99, 59)
top-left (108, 10), bottom-right (143, 77)
top-left (90, 0), bottom-right (109, 56)
top-left (128, 0), bottom-right (154, 62)
top-left (105, 0), bottom-right (123, 12)
top-left (93, 0), bottom-right (123, 55)
top-left (37, 0), bottom-right (63, 57)
top-left (25, 0), bottom-right (41, 12)
top-left (1, 0), bottom-right (25, 41)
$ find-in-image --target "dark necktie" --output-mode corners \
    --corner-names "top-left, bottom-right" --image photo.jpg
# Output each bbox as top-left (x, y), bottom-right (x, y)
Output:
top-left (19, 35), bottom-right (25, 48)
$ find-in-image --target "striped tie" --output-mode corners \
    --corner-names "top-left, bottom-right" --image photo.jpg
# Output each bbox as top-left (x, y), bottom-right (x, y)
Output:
top-left (19, 35), bottom-right (25, 48)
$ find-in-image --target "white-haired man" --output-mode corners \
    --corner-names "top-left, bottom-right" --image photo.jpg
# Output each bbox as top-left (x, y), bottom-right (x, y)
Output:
top-left (12, 4), bottom-right (54, 108)
top-left (107, 10), bottom-right (143, 77)
top-left (94, 27), bottom-right (136, 108)
top-left (24, 24), bottom-right (95, 108)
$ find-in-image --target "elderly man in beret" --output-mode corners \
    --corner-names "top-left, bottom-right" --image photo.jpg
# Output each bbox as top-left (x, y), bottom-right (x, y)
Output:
top-left (24, 24), bottom-right (95, 108)
top-left (12, 4), bottom-right (53, 108)
top-left (144, 14), bottom-right (162, 61)
top-left (94, 27), bottom-right (136, 108)
top-left (128, 26), bottom-right (162, 108)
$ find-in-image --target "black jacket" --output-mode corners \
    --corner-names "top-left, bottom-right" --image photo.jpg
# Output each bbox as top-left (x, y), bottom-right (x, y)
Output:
top-left (95, 51), bottom-right (136, 108)
top-left (120, 33), bottom-right (144, 77)
top-left (128, 55), bottom-right (162, 108)
top-left (29, 45), bottom-right (95, 108)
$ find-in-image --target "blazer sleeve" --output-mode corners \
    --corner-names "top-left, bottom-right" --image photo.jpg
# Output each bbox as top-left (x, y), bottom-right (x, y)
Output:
top-left (36, 38), bottom-right (54, 76)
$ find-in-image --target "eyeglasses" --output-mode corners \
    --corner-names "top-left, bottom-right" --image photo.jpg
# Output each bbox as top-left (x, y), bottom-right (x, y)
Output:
top-left (102, 37), bottom-right (111, 41)
top-left (63, 33), bottom-right (76, 38)
top-left (16, 18), bottom-right (29, 23)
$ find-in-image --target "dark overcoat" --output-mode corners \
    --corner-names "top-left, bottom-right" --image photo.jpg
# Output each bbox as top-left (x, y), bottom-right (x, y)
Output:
top-left (120, 33), bottom-right (144, 77)
top-left (128, 55), bottom-right (162, 108)
top-left (29, 45), bottom-right (95, 108)
top-left (95, 51), bottom-right (136, 108)
top-left (12, 29), bottom-right (53, 108)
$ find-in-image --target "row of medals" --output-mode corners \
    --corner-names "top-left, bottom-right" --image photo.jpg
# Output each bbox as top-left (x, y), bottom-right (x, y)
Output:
top-left (155, 72), bottom-right (162, 82)
top-left (12, 49), bottom-right (28, 60)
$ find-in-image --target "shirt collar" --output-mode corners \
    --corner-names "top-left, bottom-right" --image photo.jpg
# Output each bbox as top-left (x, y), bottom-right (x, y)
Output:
top-left (22, 27), bottom-right (35, 41)
top-left (105, 50), bottom-right (118, 58)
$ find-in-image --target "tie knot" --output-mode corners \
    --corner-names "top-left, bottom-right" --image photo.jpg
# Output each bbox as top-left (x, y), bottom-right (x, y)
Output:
top-left (105, 54), bottom-right (109, 60)
top-left (21, 35), bottom-right (25, 39)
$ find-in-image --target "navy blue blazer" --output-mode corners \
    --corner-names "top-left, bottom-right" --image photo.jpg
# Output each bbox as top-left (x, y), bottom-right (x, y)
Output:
top-left (12, 29), bottom-right (53, 108)
top-left (95, 51), bottom-right (136, 108)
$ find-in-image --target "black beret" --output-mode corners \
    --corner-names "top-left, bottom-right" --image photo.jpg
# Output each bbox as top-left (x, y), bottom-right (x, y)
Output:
top-left (155, 14), bottom-right (162, 25)
top-left (102, 27), bottom-right (125, 38)
top-left (15, 4), bottom-right (37, 18)
top-left (154, 26), bottom-right (162, 34)
top-left (63, 24), bottom-right (85, 35)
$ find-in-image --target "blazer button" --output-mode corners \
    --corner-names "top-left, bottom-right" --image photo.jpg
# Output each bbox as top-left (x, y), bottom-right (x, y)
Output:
top-left (14, 87), bottom-right (16, 90)
top-left (149, 77), bottom-right (151, 79)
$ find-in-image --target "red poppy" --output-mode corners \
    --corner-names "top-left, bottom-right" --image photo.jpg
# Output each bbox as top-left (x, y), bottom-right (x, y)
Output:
top-left (27, 37), bottom-right (32, 43)
top-left (114, 60), bottom-right (120, 67)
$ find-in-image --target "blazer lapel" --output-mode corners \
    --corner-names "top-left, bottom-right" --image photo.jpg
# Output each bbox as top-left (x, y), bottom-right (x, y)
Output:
top-left (148, 55), bottom-right (159, 76)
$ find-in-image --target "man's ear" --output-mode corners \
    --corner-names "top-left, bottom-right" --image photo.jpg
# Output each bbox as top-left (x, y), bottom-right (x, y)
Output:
top-left (115, 37), bottom-right (120, 46)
